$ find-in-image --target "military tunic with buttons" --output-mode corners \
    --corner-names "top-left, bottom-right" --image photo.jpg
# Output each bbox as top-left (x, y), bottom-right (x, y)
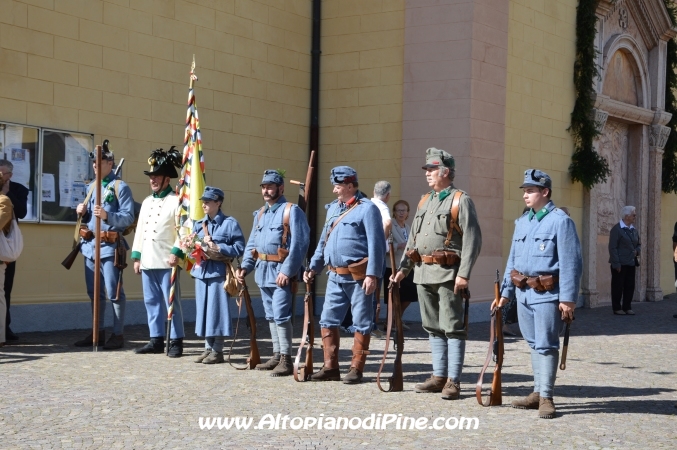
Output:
top-left (399, 186), bottom-right (482, 339)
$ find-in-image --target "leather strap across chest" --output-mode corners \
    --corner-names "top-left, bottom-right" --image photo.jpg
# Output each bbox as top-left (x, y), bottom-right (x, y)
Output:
top-left (254, 202), bottom-right (293, 261)
top-left (415, 190), bottom-right (464, 248)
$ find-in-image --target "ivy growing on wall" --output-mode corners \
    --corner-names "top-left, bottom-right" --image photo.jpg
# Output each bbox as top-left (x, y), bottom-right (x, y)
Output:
top-left (662, 0), bottom-right (677, 193)
top-left (568, 0), bottom-right (611, 190)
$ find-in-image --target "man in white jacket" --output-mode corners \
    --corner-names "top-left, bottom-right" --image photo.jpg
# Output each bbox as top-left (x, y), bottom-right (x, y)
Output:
top-left (132, 148), bottom-right (185, 357)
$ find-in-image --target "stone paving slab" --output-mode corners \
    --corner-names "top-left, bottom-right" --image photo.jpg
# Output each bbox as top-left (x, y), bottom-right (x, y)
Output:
top-left (1, 298), bottom-right (676, 449)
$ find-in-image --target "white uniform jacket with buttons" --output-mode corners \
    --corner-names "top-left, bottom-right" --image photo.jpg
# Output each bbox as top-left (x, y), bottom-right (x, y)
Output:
top-left (131, 191), bottom-right (181, 269)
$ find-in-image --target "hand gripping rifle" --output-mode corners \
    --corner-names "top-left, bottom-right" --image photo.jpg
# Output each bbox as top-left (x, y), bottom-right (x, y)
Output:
top-left (476, 270), bottom-right (504, 406)
top-left (376, 233), bottom-right (404, 392)
top-left (61, 155), bottom-right (126, 270)
top-left (228, 258), bottom-right (261, 369)
top-left (291, 150), bottom-right (317, 382)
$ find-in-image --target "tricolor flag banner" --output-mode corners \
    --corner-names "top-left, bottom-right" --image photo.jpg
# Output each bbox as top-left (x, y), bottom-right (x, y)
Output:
top-left (177, 55), bottom-right (206, 233)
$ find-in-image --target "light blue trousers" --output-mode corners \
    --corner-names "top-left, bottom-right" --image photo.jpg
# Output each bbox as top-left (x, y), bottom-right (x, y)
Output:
top-left (84, 256), bottom-right (125, 335)
top-left (142, 268), bottom-right (184, 339)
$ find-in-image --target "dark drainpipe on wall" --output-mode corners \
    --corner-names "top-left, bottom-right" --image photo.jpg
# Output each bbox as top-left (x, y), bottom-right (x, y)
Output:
top-left (308, 0), bottom-right (321, 312)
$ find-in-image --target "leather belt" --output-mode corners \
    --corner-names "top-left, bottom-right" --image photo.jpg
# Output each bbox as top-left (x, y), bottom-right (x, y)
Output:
top-left (510, 269), bottom-right (558, 292)
top-left (327, 265), bottom-right (351, 275)
top-left (420, 253), bottom-right (460, 266)
top-left (258, 253), bottom-right (284, 262)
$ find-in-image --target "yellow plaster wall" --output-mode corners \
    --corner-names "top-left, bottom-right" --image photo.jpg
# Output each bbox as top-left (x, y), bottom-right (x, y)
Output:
top-left (503, 0), bottom-right (582, 257)
top-left (0, 0), bottom-right (313, 304)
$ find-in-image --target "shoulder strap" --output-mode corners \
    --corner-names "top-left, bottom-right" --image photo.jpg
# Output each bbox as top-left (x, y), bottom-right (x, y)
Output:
top-left (113, 179), bottom-right (121, 199)
top-left (281, 202), bottom-right (293, 247)
top-left (417, 193), bottom-right (431, 210)
top-left (325, 201), bottom-right (361, 242)
top-left (257, 206), bottom-right (265, 222)
top-left (202, 220), bottom-right (210, 237)
top-left (73, 183), bottom-right (98, 244)
top-left (444, 191), bottom-right (464, 247)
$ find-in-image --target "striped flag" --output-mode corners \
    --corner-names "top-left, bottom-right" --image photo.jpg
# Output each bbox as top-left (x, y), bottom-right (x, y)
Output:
top-left (176, 56), bottom-right (206, 232)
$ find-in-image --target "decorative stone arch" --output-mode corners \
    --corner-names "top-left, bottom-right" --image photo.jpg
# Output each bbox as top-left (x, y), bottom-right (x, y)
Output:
top-left (601, 34), bottom-right (651, 109)
top-left (580, 0), bottom-right (676, 308)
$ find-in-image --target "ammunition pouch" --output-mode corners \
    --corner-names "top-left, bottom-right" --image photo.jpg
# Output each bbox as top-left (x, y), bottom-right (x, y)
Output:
top-left (405, 248), bottom-right (422, 264)
top-left (100, 231), bottom-right (119, 244)
top-left (79, 227), bottom-right (94, 241)
top-left (421, 250), bottom-right (460, 266)
top-left (347, 257), bottom-right (369, 281)
top-left (511, 269), bottom-right (558, 292)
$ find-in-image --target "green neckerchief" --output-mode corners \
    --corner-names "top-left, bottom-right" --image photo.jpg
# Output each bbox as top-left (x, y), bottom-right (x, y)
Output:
top-left (153, 185), bottom-right (173, 199)
top-left (529, 206), bottom-right (550, 221)
top-left (101, 174), bottom-right (115, 203)
top-left (433, 186), bottom-right (452, 202)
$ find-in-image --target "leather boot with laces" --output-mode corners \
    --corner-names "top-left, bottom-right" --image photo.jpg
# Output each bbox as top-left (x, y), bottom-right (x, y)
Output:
top-left (538, 397), bottom-right (556, 419)
top-left (414, 375), bottom-right (446, 393)
top-left (256, 353), bottom-right (281, 370)
top-left (271, 354), bottom-right (293, 377)
top-left (441, 379), bottom-right (461, 400)
top-left (511, 391), bottom-right (540, 409)
top-left (167, 338), bottom-right (183, 358)
top-left (194, 350), bottom-right (211, 363)
top-left (311, 327), bottom-right (341, 382)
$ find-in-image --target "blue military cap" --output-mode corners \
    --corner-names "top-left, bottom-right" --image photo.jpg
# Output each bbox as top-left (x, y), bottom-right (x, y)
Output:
top-left (200, 186), bottom-right (225, 201)
top-left (520, 169), bottom-right (552, 189)
top-left (260, 169), bottom-right (284, 186)
top-left (422, 147), bottom-right (454, 170)
top-left (330, 166), bottom-right (358, 185)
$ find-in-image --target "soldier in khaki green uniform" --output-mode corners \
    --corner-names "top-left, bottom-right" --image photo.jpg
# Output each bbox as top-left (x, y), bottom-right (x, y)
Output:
top-left (392, 148), bottom-right (482, 400)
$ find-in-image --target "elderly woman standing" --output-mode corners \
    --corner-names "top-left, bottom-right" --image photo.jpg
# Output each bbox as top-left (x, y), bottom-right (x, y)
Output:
top-left (383, 200), bottom-right (417, 327)
top-left (0, 171), bottom-right (14, 347)
top-left (192, 186), bottom-right (245, 364)
top-left (608, 206), bottom-right (640, 315)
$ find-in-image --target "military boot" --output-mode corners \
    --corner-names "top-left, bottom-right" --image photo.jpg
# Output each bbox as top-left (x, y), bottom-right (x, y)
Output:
top-left (134, 337), bottom-right (164, 354)
top-left (102, 333), bottom-right (124, 350)
top-left (202, 351), bottom-right (224, 364)
top-left (511, 391), bottom-right (540, 409)
top-left (311, 327), bottom-right (341, 381)
top-left (343, 332), bottom-right (371, 384)
top-left (414, 375), bottom-right (446, 393)
top-left (167, 338), bottom-right (183, 358)
top-left (74, 330), bottom-right (106, 347)
top-left (538, 397), bottom-right (556, 419)
top-left (270, 354), bottom-right (293, 377)
top-left (194, 350), bottom-right (211, 363)
top-left (441, 379), bottom-right (461, 400)
top-left (256, 353), bottom-right (281, 370)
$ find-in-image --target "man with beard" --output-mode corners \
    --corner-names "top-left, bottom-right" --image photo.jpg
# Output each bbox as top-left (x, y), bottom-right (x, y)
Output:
top-left (304, 166), bottom-right (385, 384)
top-left (237, 170), bottom-right (310, 376)
top-left (132, 148), bottom-right (185, 357)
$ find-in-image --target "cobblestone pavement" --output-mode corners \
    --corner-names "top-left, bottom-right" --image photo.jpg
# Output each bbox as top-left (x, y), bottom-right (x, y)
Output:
top-left (1, 297), bottom-right (676, 449)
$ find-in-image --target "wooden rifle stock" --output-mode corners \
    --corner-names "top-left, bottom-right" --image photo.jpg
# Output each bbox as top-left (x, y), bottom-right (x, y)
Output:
top-left (61, 242), bottom-right (82, 270)
top-left (291, 151), bottom-right (317, 382)
top-left (293, 284), bottom-right (314, 381)
top-left (376, 236), bottom-right (404, 392)
top-left (476, 271), bottom-right (504, 406)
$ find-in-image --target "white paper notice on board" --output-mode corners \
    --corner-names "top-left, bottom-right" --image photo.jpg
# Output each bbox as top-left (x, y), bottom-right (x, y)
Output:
top-left (8, 148), bottom-right (31, 188)
top-left (42, 173), bottom-right (56, 202)
top-left (70, 181), bottom-right (86, 209)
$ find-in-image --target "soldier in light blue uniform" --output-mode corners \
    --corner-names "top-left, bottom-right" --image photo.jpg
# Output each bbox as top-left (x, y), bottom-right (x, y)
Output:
top-left (237, 170), bottom-right (310, 377)
top-left (304, 166), bottom-right (386, 384)
top-left (496, 169), bottom-right (582, 419)
top-left (74, 144), bottom-right (135, 350)
top-left (192, 186), bottom-right (245, 365)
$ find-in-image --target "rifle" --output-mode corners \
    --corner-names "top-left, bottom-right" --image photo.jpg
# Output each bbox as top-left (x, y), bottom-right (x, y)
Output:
top-left (61, 156), bottom-right (126, 270)
top-left (291, 150), bottom-right (317, 382)
top-left (560, 318), bottom-right (573, 370)
top-left (376, 234), bottom-right (404, 392)
top-left (476, 270), bottom-right (504, 406)
top-left (228, 260), bottom-right (261, 370)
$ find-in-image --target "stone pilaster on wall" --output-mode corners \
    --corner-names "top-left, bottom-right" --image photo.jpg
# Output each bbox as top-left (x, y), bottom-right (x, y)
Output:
top-left (647, 124), bottom-right (671, 301)
top-left (401, 0), bottom-right (509, 301)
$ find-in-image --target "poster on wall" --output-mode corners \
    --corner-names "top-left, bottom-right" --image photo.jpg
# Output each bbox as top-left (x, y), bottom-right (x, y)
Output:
top-left (0, 122), bottom-right (39, 222)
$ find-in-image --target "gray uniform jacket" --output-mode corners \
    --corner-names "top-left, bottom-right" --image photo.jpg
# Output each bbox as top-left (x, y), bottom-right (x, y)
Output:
top-left (608, 222), bottom-right (640, 268)
top-left (399, 186), bottom-right (482, 285)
